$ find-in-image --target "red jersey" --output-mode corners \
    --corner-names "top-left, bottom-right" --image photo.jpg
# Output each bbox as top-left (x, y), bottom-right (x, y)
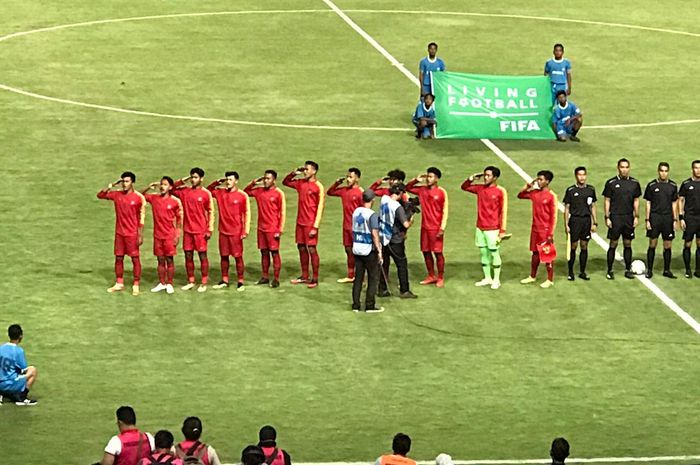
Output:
top-left (327, 182), bottom-right (363, 230)
top-left (172, 182), bottom-right (214, 234)
top-left (145, 194), bottom-right (182, 240)
top-left (461, 180), bottom-right (508, 232)
top-left (406, 181), bottom-right (448, 231)
top-left (283, 174), bottom-right (325, 228)
top-left (208, 184), bottom-right (250, 236)
top-left (244, 183), bottom-right (286, 233)
top-left (97, 190), bottom-right (146, 236)
top-left (518, 188), bottom-right (558, 233)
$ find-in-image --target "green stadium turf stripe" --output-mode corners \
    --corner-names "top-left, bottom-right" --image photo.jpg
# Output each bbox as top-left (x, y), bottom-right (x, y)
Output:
top-left (324, 0), bottom-right (700, 336)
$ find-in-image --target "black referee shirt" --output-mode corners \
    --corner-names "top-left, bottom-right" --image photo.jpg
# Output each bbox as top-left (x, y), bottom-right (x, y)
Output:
top-left (679, 178), bottom-right (700, 216)
top-left (563, 184), bottom-right (597, 217)
top-left (643, 179), bottom-right (678, 216)
top-left (602, 176), bottom-right (641, 215)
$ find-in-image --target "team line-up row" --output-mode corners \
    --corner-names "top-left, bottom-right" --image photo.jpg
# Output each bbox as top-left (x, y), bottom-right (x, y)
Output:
top-left (96, 159), bottom-right (700, 296)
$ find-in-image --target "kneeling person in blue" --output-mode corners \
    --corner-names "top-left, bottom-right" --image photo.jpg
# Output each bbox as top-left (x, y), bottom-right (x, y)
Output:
top-left (351, 190), bottom-right (384, 313)
top-left (413, 93), bottom-right (436, 139)
top-left (0, 324), bottom-right (38, 406)
top-left (552, 91), bottom-right (583, 142)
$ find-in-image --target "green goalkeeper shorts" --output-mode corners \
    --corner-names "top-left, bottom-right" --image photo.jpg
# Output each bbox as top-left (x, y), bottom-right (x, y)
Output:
top-left (475, 228), bottom-right (500, 249)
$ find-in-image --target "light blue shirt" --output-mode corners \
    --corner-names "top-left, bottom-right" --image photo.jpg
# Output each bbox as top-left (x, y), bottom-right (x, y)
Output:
top-left (0, 343), bottom-right (27, 389)
top-left (552, 101), bottom-right (581, 124)
top-left (544, 58), bottom-right (571, 85)
top-left (413, 102), bottom-right (435, 124)
top-left (419, 57), bottom-right (446, 86)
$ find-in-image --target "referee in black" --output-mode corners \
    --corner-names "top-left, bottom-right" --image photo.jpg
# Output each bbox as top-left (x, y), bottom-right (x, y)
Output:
top-left (563, 166), bottom-right (598, 280)
top-left (679, 159), bottom-right (700, 278)
top-left (603, 158), bottom-right (642, 279)
top-left (643, 162), bottom-right (679, 279)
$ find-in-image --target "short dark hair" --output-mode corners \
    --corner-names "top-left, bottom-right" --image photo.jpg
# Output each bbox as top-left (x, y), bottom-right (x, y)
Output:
top-left (538, 170), bottom-right (554, 182)
top-left (556, 90), bottom-right (567, 97)
top-left (389, 183), bottom-right (406, 196)
top-left (692, 160), bottom-right (700, 167)
top-left (241, 445), bottom-right (266, 465)
top-left (121, 171), bottom-right (136, 182)
top-left (265, 169), bottom-right (278, 179)
top-left (427, 166), bottom-right (442, 179)
top-left (550, 437), bottom-right (570, 462)
top-left (574, 166), bottom-right (586, 175)
top-left (658, 162), bottom-right (669, 170)
top-left (305, 160), bottom-right (319, 172)
top-left (116, 406), bottom-right (136, 425)
top-left (258, 425), bottom-right (277, 445)
top-left (8, 324), bottom-right (22, 340)
top-left (161, 176), bottom-right (174, 186)
top-left (428, 42), bottom-right (438, 49)
top-left (485, 166), bottom-right (501, 178)
top-left (392, 433), bottom-right (411, 456)
top-left (190, 167), bottom-right (205, 177)
top-left (348, 167), bottom-right (361, 178)
top-left (424, 93), bottom-right (435, 100)
top-left (554, 43), bottom-right (564, 50)
top-left (225, 171), bottom-right (240, 180)
top-left (387, 169), bottom-right (406, 181)
top-left (154, 430), bottom-right (175, 449)
top-left (182, 416), bottom-right (203, 441)
top-left (617, 158), bottom-right (630, 167)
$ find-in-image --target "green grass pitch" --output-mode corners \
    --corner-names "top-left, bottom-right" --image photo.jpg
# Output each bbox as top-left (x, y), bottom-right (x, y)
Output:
top-left (0, 1), bottom-right (699, 464)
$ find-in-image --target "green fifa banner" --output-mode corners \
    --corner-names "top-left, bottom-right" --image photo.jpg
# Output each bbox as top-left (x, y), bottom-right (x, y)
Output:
top-left (432, 71), bottom-right (555, 140)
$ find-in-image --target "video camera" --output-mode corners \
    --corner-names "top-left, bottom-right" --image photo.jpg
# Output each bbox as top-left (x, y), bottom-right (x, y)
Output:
top-left (402, 196), bottom-right (421, 217)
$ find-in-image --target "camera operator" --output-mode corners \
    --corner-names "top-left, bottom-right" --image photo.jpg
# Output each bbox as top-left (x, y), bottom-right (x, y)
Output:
top-left (378, 183), bottom-right (418, 298)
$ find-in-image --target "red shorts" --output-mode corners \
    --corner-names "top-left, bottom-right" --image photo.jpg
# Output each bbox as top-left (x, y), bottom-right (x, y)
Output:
top-left (153, 237), bottom-right (177, 257)
top-left (420, 228), bottom-right (444, 253)
top-left (183, 232), bottom-right (208, 252)
top-left (114, 234), bottom-right (139, 257)
top-left (257, 230), bottom-right (281, 251)
top-left (530, 229), bottom-right (550, 252)
top-left (342, 228), bottom-right (353, 248)
top-left (219, 233), bottom-right (243, 257)
top-left (295, 224), bottom-right (319, 246)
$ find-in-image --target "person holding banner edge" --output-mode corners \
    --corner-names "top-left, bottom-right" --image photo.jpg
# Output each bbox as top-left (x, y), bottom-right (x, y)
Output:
top-left (413, 93), bottom-right (436, 139)
top-left (552, 91), bottom-right (582, 142)
top-left (544, 43), bottom-right (572, 101)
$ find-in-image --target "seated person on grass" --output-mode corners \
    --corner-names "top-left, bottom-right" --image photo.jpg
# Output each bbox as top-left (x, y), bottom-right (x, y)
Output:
top-left (0, 324), bottom-right (38, 406)
top-left (552, 90), bottom-right (582, 142)
top-left (412, 93), bottom-right (436, 139)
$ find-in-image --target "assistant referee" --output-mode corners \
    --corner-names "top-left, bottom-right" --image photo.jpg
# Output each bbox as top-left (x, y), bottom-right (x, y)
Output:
top-left (563, 166), bottom-right (598, 281)
top-left (643, 162), bottom-right (679, 279)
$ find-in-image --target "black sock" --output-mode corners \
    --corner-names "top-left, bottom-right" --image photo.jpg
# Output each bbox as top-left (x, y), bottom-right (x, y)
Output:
top-left (580, 249), bottom-right (588, 273)
top-left (663, 249), bottom-right (671, 272)
top-left (623, 246), bottom-right (632, 270)
top-left (572, 128), bottom-right (579, 136)
top-left (696, 248), bottom-right (700, 271)
top-left (647, 247), bottom-right (655, 272)
top-left (607, 247), bottom-right (616, 272)
top-left (683, 246), bottom-right (691, 271)
top-left (568, 249), bottom-right (576, 274)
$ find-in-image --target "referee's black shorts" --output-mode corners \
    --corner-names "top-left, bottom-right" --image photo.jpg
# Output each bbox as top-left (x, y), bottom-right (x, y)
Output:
top-left (646, 213), bottom-right (675, 240)
top-left (568, 216), bottom-right (592, 242)
top-left (607, 214), bottom-right (636, 240)
top-left (683, 215), bottom-right (700, 241)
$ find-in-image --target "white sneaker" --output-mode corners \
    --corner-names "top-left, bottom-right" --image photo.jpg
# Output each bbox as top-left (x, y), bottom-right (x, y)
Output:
top-left (365, 307), bottom-right (385, 313)
top-left (540, 280), bottom-right (554, 289)
top-left (490, 280), bottom-right (501, 290)
top-left (0, 394), bottom-right (3, 404)
top-left (15, 398), bottom-right (38, 406)
top-left (165, 284), bottom-right (175, 294)
top-left (520, 276), bottom-right (536, 284)
top-left (181, 283), bottom-right (196, 291)
top-left (131, 285), bottom-right (140, 296)
top-left (151, 283), bottom-right (167, 293)
top-left (107, 283), bottom-right (124, 293)
top-left (475, 278), bottom-right (493, 287)
top-left (197, 284), bottom-right (207, 293)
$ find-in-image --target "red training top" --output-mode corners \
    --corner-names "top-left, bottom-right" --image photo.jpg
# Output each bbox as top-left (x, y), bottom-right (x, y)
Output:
top-left (172, 181), bottom-right (214, 234)
top-left (461, 180), bottom-right (508, 233)
top-left (97, 190), bottom-right (146, 237)
top-left (283, 174), bottom-right (325, 228)
top-left (518, 188), bottom-right (558, 233)
top-left (145, 194), bottom-right (182, 240)
top-left (327, 182), bottom-right (363, 231)
top-left (244, 182), bottom-right (287, 233)
top-left (207, 183), bottom-right (250, 236)
top-left (405, 181), bottom-right (448, 231)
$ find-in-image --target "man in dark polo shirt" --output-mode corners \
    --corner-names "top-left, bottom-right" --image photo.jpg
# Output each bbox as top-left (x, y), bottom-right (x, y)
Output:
top-left (679, 159), bottom-right (700, 278)
top-left (563, 166), bottom-right (598, 281)
top-left (603, 158), bottom-right (642, 279)
top-left (644, 162), bottom-right (679, 279)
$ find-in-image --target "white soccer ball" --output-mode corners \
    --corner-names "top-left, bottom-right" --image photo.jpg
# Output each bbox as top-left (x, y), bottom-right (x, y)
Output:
top-left (631, 260), bottom-right (646, 275)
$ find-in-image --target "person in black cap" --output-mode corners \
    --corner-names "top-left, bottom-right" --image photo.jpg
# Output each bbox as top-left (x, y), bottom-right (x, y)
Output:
top-left (258, 425), bottom-right (292, 465)
top-left (350, 190), bottom-right (384, 313)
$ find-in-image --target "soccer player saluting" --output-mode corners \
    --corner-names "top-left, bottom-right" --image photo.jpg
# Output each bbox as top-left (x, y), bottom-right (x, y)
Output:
top-left (679, 159), bottom-right (700, 278)
top-left (0, 324), bottom-right (38, 406)
top-left (173, 168), bottom-right (215, 292)
top-left (283, 161), bottom-right (325, 288)
top-left (351, 190), bottom-right (384, 313)
top-left (97, 171), bottom-right (146, 296)
top-left (407, 167), bottom-right (448, 287)
top-left (643, 162), bottom-right (679, 279)
top-left (544, 43), bottom-right (572, 101)
top-left (244, 170), bottom-right (286, 288)
top-left (418, 42), bottom-right (445, 98)
top-left (461, 166), bottom-right (508, 289)
top-left (327, 167), bottom-right (364, 283)
top-left (141, 177), bottom-right (183, 294)
top-left (371, 169), bottom-right (407, 200)
top-left (563, 167), bottom-right (598, 280)
top-left (208, 171), bottom-right (251, 291)
top-left (603, 158), bottom-right (642, 279)
top-left (518, 171), bottom-right (558, 288)
top-left (412, 93), bottom-right (436, 139)
top-left (552, 91), bottom-right (582, 142)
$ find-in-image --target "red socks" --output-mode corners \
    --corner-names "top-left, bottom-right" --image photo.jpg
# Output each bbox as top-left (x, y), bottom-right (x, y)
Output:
top-left (115, 257), bottom-right (124, 284)
top-left (166, 259), bottom-right (175, 284)
top-left (347, 250), bottom-right (355, 278)
top-left (235, 256), bottom-right (245, 283)
top-left (201, 257), bottom-right (209, 285)
top-left (157, 258), bottom-right (166, 284)
top-left (436, 253), bottom-right (445, 279)
top-left (220, 256), bottom-right (230, 283)
top-left (530, 252), bottom-right (540, 278)
top-left (299, 246), bottom-right (310, 280)
top-left (310, 250), bottom-right (320, 280)
top-left (261, 251), bottom-right (271, 279)
top-left (185, 256), bottom-right (195, 283)
top-left (272, 252), bottom-right (281, 280)
top-left (131, 257), bottom-right (141, 286)
top-left (423, 252), bottom-right (435, 277)
top-left (546, 262), bottom-right (554, 281)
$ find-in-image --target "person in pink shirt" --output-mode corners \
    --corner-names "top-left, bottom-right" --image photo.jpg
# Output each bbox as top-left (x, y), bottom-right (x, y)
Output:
top-left (175, 416), bottom-right (222, 465)
top-left (258, 425), bottom-right (291, 465)
top-left (137, 430), bottom-right (183, 465)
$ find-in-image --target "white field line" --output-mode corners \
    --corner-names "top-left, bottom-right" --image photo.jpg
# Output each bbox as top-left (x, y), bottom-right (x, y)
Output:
top-left (449, 112), bottom-right (540, 117)
top-left (222, 457), bottom-right (700, 465)
top-left (323, 0), bottom-right (700, 335)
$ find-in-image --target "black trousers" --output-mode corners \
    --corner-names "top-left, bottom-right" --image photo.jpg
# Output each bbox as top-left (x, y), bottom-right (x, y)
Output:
top-left (352, 251), bottom-right (379, 309)
top-left (378, 241), bottom-right (410, 294)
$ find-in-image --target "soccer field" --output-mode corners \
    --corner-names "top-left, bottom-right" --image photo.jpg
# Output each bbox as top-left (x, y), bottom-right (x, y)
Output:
top-left (1, 1), bottom-right (699, 464)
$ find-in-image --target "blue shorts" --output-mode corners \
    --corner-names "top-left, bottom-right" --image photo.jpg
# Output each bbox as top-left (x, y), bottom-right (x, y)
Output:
top-left (0, 376), bottom-right (27, 394)
top-left (421, 83), bottom-right (432, 95)
top-left (556, 120), bottom-right (573, 136)
top-left (551, 83), bottom-right (568, 101)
